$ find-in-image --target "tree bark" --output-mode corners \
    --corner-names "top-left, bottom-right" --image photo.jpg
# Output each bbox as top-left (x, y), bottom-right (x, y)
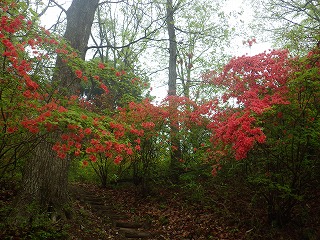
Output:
top-left (55, 0), bottom-right (99, 92)
top-left (17, 133), bottom-right (70, 215)
top-left (13, 0), bottom-right (99, 222)
top-left (166, 0), bottom-right (177, 97)
top-left (166, 0), bottom-right (182, 181)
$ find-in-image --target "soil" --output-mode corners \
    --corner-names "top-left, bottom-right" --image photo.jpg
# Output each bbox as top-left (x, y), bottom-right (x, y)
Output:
top-left (1, 181), bottom-right (319, 239)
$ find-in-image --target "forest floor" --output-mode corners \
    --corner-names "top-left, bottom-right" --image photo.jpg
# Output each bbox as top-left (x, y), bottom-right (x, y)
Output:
top-left (67, 182), bottom-right (247, 240)
top-left (1, 180), bottom-right (319, 239)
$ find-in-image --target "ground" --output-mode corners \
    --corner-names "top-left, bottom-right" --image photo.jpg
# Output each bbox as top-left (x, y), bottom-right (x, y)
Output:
top-left (67, 182), bottom-right (247, 239)
top-left (1, 180), bottom-right (319, 239)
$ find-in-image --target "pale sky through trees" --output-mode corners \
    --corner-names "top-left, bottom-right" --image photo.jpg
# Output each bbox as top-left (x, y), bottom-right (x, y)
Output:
top-left (40, 0), bottom-right (271, 102)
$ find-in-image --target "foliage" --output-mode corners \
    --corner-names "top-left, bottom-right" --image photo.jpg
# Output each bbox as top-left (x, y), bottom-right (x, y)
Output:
top-left (251, 0), bottom-right (320, 54)
top-left (204, 49), bottom-right (291, 162)
top-left (245, 47), bottom-right (320, 226)
top-left (205, 47), bottom-right (320, 227)
top-left (0, 189), bottom-right (69, 239)
top-left (0, 0), bottom-right (299, 187)
top-left (0, 0), bottom-right (147, 176)
top-left (2, 0), bottom-right (320, 236)
top-left (174, 0), bottom-right (232, 98)
top-left (81, 58), bottom-right (148, 109)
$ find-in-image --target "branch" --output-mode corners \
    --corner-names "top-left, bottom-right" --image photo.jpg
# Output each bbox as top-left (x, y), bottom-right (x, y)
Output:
top-left (37, 1), bottom-right (51, 18)
top-left (88, 15), bottom-right (168, 50)
top-left (50, 0), bottom-right (67, 14)
top-left (98, 0), bottom-right (126, 5)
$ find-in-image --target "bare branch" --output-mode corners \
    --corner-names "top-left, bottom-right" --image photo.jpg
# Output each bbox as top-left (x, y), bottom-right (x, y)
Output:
top-left (50, 0), bottom-right (67, 14)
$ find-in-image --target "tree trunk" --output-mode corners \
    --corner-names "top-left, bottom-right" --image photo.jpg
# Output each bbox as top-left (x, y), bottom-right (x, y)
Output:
top-left (166, 0), bottom-right (182, 182)
top-left (15, 134), bottom-right (71, 219)
top-left (13, 0), bottom-right (99, 222)
top-left (55, 0), bottom-right (100, 91)
top-left (166, 0), bottom-right (177, 97)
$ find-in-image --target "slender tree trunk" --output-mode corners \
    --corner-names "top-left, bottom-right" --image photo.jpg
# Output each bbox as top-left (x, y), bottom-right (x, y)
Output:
top-left (166, 0), bottom-right (182, 181)
top-left (166, 0), bottom-right (177, 97)
top-left (13, 0), bottom-right (99, 222)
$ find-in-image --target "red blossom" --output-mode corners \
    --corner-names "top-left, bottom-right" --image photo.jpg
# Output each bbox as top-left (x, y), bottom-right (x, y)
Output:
top-left (75, 142), bottom-right (81, 149)
top-left (7, 127), bottom-right (18, 133)
top-left (104, 141), bottom-right (113, 150)
top-left (86, 147), bottom-right (93, 154)
top-left (61, 134), bottom-right (70, 141)
top-left (45, 122), bottom-right (54, 131)
top-left (25, 77), bottom-right (39, 90)
top-left (98, 62), bottom-right (105, 69)
top-left (52, 142), bottom-right (61, 152)
top-left (58, 106), bottom-right (68, 113)
top-left (89, 155), bottom-right (97, 162)
top-left (23, 90), bottom-right (32, 98)
top-left (29, 126), bottom-right (39, 134)
top-left (141, 121), bottom-right (155, 129)
top-left (57, 152), bottom-right (66, 159)
top-left (100, 83), bottom-right (109, 94)
top-left (75, 69), bottom-right (82, 78)
top-left (84, 128), bottom-right (92, 135)
top-left (126, 147), bottom-right (133, 155)
top-left (67, 124), bottom-right (77, 130)
top-left (114, 155), bottom-right (123, 164)
top-left (135, 145), bottom-right (141, 151)
top-left (203, 49), bottom-right (292, 160)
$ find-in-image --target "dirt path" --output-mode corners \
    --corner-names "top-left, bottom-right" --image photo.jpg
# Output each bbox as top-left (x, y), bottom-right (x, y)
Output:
top-left (70, 183), bottom-right (153, 239)
top-left (68, 182), bottom-right (247, 240)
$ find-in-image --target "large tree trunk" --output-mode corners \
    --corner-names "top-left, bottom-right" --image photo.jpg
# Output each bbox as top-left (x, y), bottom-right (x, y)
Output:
top-left (166, 0), bottom-right (182, 181)
top-left (13, 0), bottom-right (99, 222)
top-left (17, 134), bottom-right (71, 219)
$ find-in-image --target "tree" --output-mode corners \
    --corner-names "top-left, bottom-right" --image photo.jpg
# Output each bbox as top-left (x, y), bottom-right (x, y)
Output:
top-left (244, 47), bottom-right (320, 226)
top-left (163, 0), bottom-right (232, 180)
top-left (251, 0), bottom-right (320, 54)
top-left (202, 45), bottom-right (320, 226)
top-left (175, 0), bottom-right (231, 99)
top-left (205, 49), bottom-right (291, 161)
top-left (12, 0), bottom-right (99, 221)
top-left (165, 0), bottom-right (183, 180)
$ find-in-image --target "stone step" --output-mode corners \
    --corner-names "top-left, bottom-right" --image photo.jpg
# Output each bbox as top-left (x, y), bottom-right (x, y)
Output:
top-left (80, 196), bottom-right (105, 201)
top-left (87, 201), bottom-right (106, 206)
top-left (108, 214), bottom-right (129, 220)
top-left (118, 228), bottom-right (151, 238)
top-left (90, 205), bottom-right (114, 211)
top-left (115, 221), bottom-right (143, 229)
top-left (70, 184), bottom-right (152, 239)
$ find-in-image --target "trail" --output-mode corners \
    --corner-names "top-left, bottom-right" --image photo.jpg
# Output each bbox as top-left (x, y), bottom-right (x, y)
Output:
top-left (70, 183), bottom-right (152, 239)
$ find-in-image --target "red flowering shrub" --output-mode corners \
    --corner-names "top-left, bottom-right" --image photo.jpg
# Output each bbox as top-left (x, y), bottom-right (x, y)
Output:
top-left (204, 50), bottom-right (292, 161)
top-left (205, 46), bottom-right (320, 226)
top-left (0, 1), bottom-right (139, 176)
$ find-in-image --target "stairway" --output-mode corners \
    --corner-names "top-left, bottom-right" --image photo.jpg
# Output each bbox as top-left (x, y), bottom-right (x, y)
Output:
top-left (70, 183), bottom-right (152, 239)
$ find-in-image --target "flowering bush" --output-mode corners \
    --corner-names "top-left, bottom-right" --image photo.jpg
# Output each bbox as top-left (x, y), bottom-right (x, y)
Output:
top-left (204, 50), bottom-right (292, 161)
top-left (0, 0), bottom-right (142, 174)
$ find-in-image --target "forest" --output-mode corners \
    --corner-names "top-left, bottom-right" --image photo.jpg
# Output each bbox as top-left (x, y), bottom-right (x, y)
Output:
top-left (0, 0), bottom-right (320, 239)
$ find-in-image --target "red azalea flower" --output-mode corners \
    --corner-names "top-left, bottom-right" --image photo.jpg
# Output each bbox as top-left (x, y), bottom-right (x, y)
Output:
top-left (84, 128), bottom-right (92, 135)
top-left (75, 69), bottom-right (82, 78)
